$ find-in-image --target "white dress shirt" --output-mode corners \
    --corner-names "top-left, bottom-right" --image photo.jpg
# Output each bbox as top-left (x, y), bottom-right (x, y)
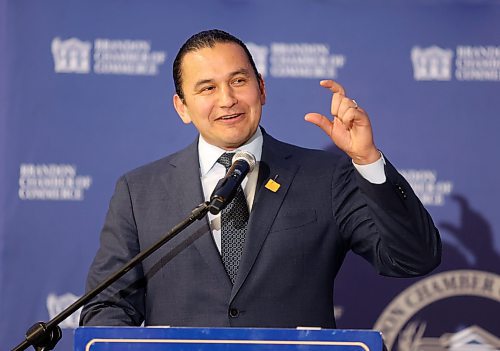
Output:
top-left (198, 127), bottom-right (385, 253)
top-left (198, 128), bottom-right (263, 252)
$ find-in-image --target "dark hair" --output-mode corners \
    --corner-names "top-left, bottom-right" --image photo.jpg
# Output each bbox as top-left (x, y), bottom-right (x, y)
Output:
top-left (173, 29), bottom-right (260, 101)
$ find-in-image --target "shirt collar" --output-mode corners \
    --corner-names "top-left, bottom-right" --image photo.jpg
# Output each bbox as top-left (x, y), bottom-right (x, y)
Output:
top-left (198, 127), bottom-right (263, 177)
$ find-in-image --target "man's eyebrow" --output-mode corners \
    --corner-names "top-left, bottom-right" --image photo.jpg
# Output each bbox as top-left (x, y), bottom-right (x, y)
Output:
top-left (193, 78), bottom-right (215, 90)
top-left (229, 68), bottom-right (251, 77)
top-left (193, 69), bottom-right (252, 90)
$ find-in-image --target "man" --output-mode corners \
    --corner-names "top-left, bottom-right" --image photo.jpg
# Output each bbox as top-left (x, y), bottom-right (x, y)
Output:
top-left (80, 29), bottom-right (441, 328)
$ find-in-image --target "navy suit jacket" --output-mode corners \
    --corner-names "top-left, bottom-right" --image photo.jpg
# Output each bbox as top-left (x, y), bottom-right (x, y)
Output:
top-left (80, 131), bottom-right (441, 328)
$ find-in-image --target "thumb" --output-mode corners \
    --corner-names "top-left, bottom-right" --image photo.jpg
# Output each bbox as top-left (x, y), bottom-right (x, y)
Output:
top-left (305, 113), bottom-right (333, 137)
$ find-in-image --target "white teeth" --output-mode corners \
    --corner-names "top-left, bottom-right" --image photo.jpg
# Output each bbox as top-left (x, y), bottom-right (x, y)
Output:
top-left (221, 114), bottom-right (238, 120)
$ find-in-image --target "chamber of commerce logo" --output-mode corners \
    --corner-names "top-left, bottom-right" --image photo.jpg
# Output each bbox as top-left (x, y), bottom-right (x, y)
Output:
top-left (399, 169), bottom-right (453, 206)
top-left (51, 37), bottom-right (166, 76)
top-left (247, 42), bottom-right (269, 77)
top-left (412, 45), bottom-right (500, 82)
top-left (411, 46), bottom-right (453, 81)
top-left (374, 270), bottom-right (500, 351)
top-left (18, 163), bottom-right (92, 201)
top-left (245, 42), bottom-right (346, 79)
top-left (270, 43), bottom-right (345, 78)
top-left (51, 37), bottom-right (92, 74)
top-left (46, 292), bottom-right (82, 329)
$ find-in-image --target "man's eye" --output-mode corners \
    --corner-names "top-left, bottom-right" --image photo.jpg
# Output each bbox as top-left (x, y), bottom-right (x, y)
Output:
top-left (232, 78), bottom-right (246, 85)
top-left (200, 86), bottom-right (215, 93)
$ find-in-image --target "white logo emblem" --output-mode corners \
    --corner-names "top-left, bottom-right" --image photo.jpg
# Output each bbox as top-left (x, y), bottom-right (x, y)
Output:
top-left (18, 163), bottom-right (92, 201)
top-left (51, 37), bottom-right (92, 74)
top-left (51, 37), bottom-right (166, 76)
top-left (270, 43), bottom-right (345, 78)
top-left (399, 323), bottom-right (500, 351)
top-left (46, 293), bottom-right (82, 329)
top-left (411, 46), bottom-right (453, 81)
top-left (374, 270), bottom-right (500, 351)
top-left (246, 42), bottom-right (269, 77)
top-left (399, 169), bottom-right (453, 206)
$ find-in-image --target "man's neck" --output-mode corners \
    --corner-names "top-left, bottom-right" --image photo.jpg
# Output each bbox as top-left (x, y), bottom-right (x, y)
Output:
top-left (198, 127), bottom-right (263, 176)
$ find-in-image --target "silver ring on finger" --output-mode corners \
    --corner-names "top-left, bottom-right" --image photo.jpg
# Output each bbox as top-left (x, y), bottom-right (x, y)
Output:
top-left (352, 99), bottom-right (359, 109)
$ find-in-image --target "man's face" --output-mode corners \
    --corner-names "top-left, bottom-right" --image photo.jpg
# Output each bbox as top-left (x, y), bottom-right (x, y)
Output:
top-left (173, 42), bottom-right (266, 150)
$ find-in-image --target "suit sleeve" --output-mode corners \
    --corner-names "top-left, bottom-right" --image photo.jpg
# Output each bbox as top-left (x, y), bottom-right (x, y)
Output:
top-left (79, 175), bottom-right (145, 326)
top-left (332, 156), bottom-right (442, 277)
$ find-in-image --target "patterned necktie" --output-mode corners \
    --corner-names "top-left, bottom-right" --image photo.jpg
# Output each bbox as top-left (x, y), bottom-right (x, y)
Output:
top-left (217, 152), bottom-right (249, 284)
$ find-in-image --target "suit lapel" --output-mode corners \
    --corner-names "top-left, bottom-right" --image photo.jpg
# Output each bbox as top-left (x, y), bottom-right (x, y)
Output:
top-left (231, 134), bottom-right (299, 300)
top-left (166, 140), bottom-right (232, 288)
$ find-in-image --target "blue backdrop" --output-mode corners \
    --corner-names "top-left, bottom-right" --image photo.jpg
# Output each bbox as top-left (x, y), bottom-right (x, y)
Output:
top-left (1, 1), bottom-right (499, 350)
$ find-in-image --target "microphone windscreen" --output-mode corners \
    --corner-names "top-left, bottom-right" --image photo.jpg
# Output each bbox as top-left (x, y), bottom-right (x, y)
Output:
top-left (233, 151), bottom-right (256, 172)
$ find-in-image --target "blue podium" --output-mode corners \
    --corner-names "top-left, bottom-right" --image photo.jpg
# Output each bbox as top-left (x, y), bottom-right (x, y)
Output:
top-left (75, 327), bottom-right (383, 351)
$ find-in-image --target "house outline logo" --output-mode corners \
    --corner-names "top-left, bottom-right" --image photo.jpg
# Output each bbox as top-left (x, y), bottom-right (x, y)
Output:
top-left (411, 46), bottom-right (453, 81)
top-left (398, 323), bottom-right (500, 351)
top-left (51, 37), bottom-right (92, 74)
top-left (246, 42), bottom-right (269, 77)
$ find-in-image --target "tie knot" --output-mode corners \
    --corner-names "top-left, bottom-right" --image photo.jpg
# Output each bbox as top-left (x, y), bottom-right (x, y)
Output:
top-left (217, 152), bottom-right (234, 170)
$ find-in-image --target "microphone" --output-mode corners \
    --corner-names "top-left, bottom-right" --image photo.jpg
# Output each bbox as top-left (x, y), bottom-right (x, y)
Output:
top-left (209, 151), bottom-right (256, 215)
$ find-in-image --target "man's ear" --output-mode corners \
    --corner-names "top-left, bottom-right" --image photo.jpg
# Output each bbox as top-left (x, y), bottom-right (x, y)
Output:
top-left (173, 94), bottom-right (192, 124)
top-left (258, 74), bottom-right (266, 105)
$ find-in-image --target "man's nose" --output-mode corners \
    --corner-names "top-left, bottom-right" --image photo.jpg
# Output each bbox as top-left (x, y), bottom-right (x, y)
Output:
top-left (218, 86), bottom-right (238, 107)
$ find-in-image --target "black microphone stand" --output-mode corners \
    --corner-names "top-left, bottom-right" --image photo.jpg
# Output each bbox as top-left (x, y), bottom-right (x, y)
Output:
top-left (11, 200), bottom-right (218, 351)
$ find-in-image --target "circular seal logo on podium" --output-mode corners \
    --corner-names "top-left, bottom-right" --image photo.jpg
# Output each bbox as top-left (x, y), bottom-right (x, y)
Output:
top-left (374, 270), bottom-right (500, 351)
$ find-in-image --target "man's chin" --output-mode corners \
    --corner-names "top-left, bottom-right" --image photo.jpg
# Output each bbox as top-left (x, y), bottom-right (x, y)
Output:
top-left (219, 136), bottom-right (251, 150)
top-left (204, 127), bottom-right (257, 149)
top-left (220, 141), bottom-right (246, 150)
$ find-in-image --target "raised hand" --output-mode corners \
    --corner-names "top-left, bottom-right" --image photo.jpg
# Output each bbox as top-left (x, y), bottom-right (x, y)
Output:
top-left (305, 80), bottom-right (380, 165)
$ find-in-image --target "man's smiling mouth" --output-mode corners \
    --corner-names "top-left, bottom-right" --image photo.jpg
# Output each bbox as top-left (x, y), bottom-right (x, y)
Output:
top-left (217, 113), bottom-right (243, 121)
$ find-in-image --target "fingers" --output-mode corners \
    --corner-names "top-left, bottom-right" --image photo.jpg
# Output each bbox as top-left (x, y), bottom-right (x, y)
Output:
top-left (337, 106), bottom-right (361, 130)
top-left (310, 80), bottom-right (376, 161)
top-left (332, 94), bottom-right (358, 118)
top-left (305, 108), bottom-right (365, 135)
top-left (321, 80), bottom-right (358, 119)
top-left (314, 79), bottom-right (369, 131)
top-left (320, 80), bottom-right (346, 95)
